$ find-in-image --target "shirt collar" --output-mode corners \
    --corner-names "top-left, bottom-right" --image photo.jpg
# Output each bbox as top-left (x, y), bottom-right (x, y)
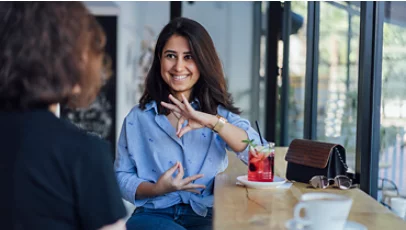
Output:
top-left (144, 98), bottom-right (201, 114)
top-left (144, 100), bottom-right (158, 114)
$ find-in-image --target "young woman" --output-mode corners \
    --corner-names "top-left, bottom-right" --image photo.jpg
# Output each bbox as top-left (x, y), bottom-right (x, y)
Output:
top-left (0, 2), bottom-right (126, 230)
top-left (115, 17), bottom-right (265, 230)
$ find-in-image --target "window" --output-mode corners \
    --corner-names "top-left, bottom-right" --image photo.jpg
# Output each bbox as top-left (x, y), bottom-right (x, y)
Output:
top-left (379, 1), bottom-right (406, 197)
top-left (317, 2), bottom-right (360, 170)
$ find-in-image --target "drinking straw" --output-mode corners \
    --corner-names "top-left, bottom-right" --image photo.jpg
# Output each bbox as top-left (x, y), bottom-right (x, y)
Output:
top-left (255, 120), bottom-right (264, 145)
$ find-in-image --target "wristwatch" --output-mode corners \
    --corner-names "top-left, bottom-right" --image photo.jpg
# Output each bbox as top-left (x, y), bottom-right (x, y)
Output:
top-left (212, 115), bottom-right (228, 133)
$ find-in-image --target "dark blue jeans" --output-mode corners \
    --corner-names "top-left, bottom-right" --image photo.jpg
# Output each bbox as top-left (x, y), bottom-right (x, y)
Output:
top-left (126, 203), bottom-right (213, 230)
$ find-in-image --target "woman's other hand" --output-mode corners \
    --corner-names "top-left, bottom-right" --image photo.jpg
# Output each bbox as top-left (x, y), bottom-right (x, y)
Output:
top-left (154, 161), bottom-right (206, 196)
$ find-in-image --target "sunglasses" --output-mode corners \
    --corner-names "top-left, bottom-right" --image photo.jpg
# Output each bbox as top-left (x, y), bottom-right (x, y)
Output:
top-left (309, 175), bottom-right (353, 190)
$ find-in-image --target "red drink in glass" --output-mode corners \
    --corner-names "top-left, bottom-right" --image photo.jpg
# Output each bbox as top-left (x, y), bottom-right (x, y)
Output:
top-left (248, 142), bottom-right (275, 182)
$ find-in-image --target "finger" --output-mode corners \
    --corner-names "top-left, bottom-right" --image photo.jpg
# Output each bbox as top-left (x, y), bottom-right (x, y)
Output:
top-left (161, 101), bottom-right (182, 113)
top-left (178, 125), bottom-right (192, 138)
top-left (175, 162), bottom-right (185, 180)
top-left (184, 189), bottom-right (201, 194)
top-left (183, 183), bottom-right (206, 190)
top-left (181, 174), bottom-right (204, 186)
top-left (169, 94), bottom-right (185, 109)
top-left (181, 93), bottom-right (194, 112)
top-left (172, 111), bottom-right (182, 119)
top-left (177, 117), bottom-right (186, 135)
top-left (165, 161), bottom-right (179, 176)
top-left (249, 146), bottom-right (258, 158)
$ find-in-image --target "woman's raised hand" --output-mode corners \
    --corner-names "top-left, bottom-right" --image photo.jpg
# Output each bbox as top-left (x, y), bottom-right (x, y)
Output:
top-left (154, 161), bottom-right (206, 196)
top-left (161, 94), bottom-right (211, 138)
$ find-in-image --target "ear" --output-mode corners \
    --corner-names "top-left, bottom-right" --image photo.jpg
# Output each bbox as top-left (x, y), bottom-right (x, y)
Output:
top-left (81, 51), bottom-right (89, 63)
top-left (71, 84), bottom-right (82, 95)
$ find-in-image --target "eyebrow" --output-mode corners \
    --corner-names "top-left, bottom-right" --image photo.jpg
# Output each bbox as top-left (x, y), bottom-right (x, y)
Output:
top-left (164, 50), bottom-right (191, 55)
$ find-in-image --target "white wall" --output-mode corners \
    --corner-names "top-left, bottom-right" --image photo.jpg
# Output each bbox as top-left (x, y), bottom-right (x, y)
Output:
top-left (115, 1), bottom-right (169, 141)
top-left (183, 2), bottom-right (254, 121)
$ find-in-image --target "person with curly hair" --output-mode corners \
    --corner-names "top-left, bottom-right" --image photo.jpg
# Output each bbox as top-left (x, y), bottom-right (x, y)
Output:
top-left (0, 2), bottom-right (126, 229)
top-left (115, 17), bottom-right (266, 230)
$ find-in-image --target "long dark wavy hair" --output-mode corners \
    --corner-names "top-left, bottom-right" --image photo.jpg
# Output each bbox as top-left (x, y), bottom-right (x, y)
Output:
top-left (139, 17), bottom-right (240, 115)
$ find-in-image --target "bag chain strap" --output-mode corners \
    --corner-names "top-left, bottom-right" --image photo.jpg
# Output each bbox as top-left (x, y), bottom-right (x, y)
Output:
top-left (335, 147), bottom-right (348, 170)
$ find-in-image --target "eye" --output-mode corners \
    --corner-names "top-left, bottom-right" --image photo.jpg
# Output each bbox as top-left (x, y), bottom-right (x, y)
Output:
top-left (165, 53), bottom-right (176, 59)
top-left (184, 55), bottom-right (193, 60)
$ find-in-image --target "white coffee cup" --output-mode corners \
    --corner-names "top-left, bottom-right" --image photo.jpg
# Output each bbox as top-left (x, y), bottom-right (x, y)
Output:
top-left (293, 193), bottom-right (353, 230)
top-left (390, 197), bottom-right (406, 220)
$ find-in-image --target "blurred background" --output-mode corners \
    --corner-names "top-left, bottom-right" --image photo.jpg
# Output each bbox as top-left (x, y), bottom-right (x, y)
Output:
top-left (64, 1), bottom-right (406, 204)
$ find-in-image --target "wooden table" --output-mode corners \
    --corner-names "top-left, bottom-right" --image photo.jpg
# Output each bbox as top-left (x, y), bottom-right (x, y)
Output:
top-left (213, 147), bottom-right (406, 230)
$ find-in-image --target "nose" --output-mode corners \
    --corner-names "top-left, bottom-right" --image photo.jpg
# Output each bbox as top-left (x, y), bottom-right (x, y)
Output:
top-left (174, 58), bottom-right (184, 72)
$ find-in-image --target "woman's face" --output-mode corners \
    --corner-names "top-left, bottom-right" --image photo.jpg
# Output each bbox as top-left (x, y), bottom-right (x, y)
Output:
top-left (160, 34), bottom-right (200, 100)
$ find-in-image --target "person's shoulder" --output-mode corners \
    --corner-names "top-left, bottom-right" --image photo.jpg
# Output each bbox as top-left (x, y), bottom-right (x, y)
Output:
top-left (216, 105), bottom-right (243, 121)
top-left (128, 103), bottom-right (152, 116)
top-left (65, 125), bottom-right (111, 163)
top-left (80, 133), bottom-right (111, 158)
top-left (55, 117), bottom-right (109, 152)
top-left (217, 105), bottom-right (232, 117)
top-left (126, 102), bottom-right (156, 120)
top-left (123, 104), bottom-right (142, 122)
top-left (32, 110), bottom-right (87, 141)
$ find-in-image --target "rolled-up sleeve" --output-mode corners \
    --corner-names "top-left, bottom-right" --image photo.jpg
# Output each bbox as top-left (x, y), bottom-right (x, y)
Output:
top-left (114, 118), bottom-right (148, 206)
top-left (223, 109), bottom-right (267, 165)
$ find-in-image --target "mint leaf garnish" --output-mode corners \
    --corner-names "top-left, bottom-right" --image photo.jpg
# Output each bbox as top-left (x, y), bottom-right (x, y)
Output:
top-left (242, 139), bottom-right (257, 148)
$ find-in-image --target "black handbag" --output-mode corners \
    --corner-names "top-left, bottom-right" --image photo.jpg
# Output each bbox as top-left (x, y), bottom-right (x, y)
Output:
top-left (285, 139), bottom-right (349, 183)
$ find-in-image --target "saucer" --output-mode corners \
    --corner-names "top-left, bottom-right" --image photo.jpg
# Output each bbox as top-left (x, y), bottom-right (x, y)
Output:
top-left (344, 221), bottom-right (367, 230)
top-left (285, 219), bottom-right (367, 230)
top-left (236, 175), bottom-right (286, 189)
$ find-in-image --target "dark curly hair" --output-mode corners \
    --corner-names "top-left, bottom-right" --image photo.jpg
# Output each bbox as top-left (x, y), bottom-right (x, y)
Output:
top-left (139, 17), bottom-right (241, 115)
top-left (0, 2), bottom-right (109, 111)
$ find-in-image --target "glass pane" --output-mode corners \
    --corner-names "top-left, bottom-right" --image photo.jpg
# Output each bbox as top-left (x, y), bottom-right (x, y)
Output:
top-left (317, 2), bottom-right (360, 171)
top-left (287, 1), bottom-right (307, 143)
top-left (379, 1), bottom-right (406, 200)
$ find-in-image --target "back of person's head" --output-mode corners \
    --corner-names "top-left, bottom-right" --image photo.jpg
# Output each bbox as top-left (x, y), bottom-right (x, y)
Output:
top-left (139, 17), bottom-right (240, 115)
top-left (0, 2), bottom-right (110, 111)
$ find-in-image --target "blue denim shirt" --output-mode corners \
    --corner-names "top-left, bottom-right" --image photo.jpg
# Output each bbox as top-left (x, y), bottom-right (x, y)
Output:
top-left (114, 100), bottom-right (264, 217)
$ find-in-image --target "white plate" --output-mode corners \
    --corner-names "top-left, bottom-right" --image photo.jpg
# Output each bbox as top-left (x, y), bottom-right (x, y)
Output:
top-left (285, 219), bottom-right (367, 230)
top-left (236, 175), bottom-right (286, 189)
top-left (344, 221), bottom-right (367, 230)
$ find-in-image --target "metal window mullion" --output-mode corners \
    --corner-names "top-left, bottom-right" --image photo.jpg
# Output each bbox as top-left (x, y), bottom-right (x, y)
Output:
top-left (280, 1), bottom-right (291, 146)
top-left (355, 1), bottom-right (384, 199)
top-left (264, 2), bottom-right (282, 142)
top-left (170, 2), bottom-right (182, 20)
top-left (250, 2), bottom-right (262, 126)
top-left (303, 1), bottom-right (319, 140)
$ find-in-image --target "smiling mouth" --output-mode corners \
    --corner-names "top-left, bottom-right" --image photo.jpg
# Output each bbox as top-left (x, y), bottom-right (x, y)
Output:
top-left (172, 75), bottom-right (189, 81)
